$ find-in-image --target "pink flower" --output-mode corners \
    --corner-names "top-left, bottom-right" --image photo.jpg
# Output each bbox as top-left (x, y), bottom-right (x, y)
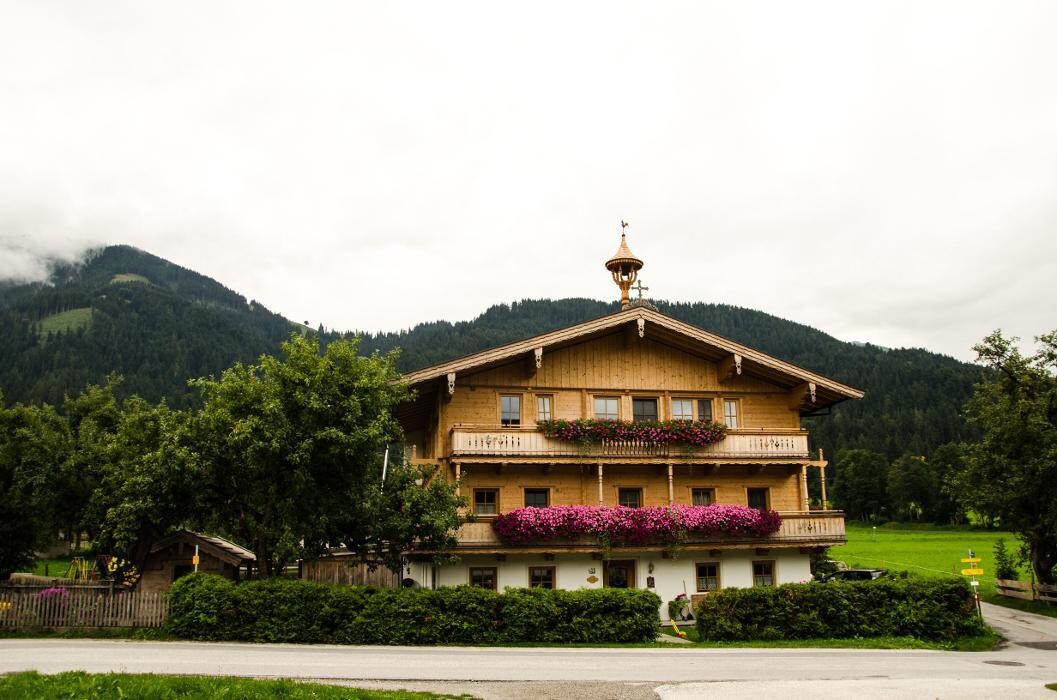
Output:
top-left (492, 504), bottom-right (781, 545)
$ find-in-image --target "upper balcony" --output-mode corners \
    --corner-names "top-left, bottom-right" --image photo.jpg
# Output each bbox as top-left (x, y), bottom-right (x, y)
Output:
top-left (450, 426), bottom-right (809, 460)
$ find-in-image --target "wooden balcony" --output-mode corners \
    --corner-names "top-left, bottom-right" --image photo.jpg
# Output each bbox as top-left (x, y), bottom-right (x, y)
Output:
top-left (451, 511), bottom-right (845, 551)
top-left (450, 426), bottom-right (809, 460)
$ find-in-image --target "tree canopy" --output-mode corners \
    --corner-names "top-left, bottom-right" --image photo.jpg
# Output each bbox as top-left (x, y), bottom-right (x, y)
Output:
top-left (949, 330), bottom-right (1057, 583)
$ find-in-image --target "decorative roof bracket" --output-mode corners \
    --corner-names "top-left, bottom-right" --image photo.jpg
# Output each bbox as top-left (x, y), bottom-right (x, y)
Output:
top-left (717, 353), bottom-right (743, 383)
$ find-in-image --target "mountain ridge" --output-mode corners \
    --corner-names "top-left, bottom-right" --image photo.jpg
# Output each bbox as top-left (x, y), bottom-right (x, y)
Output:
top-left (0, 245), bottom-right (981, 458)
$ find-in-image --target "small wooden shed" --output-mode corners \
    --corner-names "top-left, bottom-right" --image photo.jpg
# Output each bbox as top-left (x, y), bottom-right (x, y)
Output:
top-left (138, 531), bottom-right (255, 593)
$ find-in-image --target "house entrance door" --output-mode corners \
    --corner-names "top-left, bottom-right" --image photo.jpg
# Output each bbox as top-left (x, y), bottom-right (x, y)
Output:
top-left (603, 560), bottom-right (636, 588)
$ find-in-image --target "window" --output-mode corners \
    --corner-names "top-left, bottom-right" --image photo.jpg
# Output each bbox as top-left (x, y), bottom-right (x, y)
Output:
top-left (524, 488), bottom-right (549, 508)
top-left (698, 399), bottom-right (713, 422)
top-left (594, 396), bottom-right (619, 420)
top-left (529, 566), bottom-right (556, 589)
top-left (632, 397), bottom-right (658, 422)
top-left (500, 395), bottom-right (521, 426)
top-left (695, 562), bottom-right (720, 592)
top-left (536, 395), bottom-right (552, 422)
top-left (691, 488), bottom-right (715, 506)
top-left (618, 488), bottom-right (642, 508)
top-left (723, 399), bottom-right (739, 429)
top-left (470, 567), bottom-right (498, 590)
top-left (671, 398), bottom-right (693, 421)
top-left (752, 560), bottom-right (775, 587)
top-left (747, 488), bottom-right (769, 511)
top-left (474, 488), bottom-right (498, 516)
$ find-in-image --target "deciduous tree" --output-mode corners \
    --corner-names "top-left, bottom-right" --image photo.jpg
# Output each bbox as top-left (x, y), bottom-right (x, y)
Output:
top-left (187, 334), bottom-right (462, 575)
top-left (950, 330), bottom-right (1057, 584)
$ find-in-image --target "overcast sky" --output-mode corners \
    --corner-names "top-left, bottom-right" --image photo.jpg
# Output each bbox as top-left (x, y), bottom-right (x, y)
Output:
top-left (2, 2), bottom-right (1055, 361)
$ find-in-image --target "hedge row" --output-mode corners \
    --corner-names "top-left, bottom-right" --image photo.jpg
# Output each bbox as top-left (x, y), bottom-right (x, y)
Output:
top-left (166, 573), bottom-right (661, 644)
top-left (695, 578), bottom-right (986, 641)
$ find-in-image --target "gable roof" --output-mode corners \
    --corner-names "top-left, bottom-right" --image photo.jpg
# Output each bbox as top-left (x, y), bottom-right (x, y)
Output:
top-left (401, 306), bottom-right (864, 413)
top-left (149, 530), bottom-right (256, 565)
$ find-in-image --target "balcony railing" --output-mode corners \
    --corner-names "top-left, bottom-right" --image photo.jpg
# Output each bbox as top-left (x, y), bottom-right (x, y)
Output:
top-left (452, 513), bottom-right (841, 549)
top-left (450, 426), bottom-right (809, 459)
top-left (452, 511), bottom-right (845, 549)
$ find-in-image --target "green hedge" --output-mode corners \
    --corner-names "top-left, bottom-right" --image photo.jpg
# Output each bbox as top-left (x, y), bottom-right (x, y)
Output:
top-left (695, 578), bottom-right (987, 641)
top-left (166, 574), bottom-right (660, 644)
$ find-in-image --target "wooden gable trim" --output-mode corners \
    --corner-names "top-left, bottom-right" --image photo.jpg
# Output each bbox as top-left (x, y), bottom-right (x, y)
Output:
top-left (401, 308), bottom-right (863, 402)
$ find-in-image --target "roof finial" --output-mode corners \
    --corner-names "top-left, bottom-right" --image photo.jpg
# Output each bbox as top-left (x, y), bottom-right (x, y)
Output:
top-left (605, 222), bottom-right (644, 310)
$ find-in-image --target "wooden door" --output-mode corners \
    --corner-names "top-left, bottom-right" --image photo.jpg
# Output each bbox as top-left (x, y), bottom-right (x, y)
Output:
top-left (603, 560), bottom-right (636, 588)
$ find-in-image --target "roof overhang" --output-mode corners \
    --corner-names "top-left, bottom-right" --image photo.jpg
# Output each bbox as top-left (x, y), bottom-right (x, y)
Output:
top-left (398, 307), bottom-right (864, 416)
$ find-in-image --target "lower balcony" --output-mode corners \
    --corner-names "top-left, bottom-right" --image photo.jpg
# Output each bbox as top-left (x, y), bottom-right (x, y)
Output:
top-left (450, 426), bottom-right (809, 460)
top-left (450, 511), bottom-right (845, 553)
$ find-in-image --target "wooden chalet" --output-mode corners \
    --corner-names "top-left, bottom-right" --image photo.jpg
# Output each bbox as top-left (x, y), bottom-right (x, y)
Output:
top-left (397, 230), bottom-right (862, 617)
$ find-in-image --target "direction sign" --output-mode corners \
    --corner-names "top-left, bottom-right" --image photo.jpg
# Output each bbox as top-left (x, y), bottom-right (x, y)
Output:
top-left (961, 567), bottom-right (985, 576)
top-left (960, 557), bottom-right (981, 564)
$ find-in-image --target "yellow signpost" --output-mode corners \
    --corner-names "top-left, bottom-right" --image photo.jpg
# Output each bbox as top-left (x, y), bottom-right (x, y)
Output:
top-left (960, 550), bottom-right (983, 616)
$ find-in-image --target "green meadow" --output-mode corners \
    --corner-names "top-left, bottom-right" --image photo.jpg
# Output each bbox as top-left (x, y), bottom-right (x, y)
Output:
top-left (838, 522), bottom-right (1022, 598)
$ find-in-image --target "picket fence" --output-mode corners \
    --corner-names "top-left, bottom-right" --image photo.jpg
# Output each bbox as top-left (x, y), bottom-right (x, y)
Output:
top-left (0, 589), bottom-right (169, 629)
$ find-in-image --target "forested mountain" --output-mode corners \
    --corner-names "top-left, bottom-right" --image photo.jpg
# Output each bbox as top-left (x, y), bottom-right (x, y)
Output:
top-left (0, 246), bottom-right (983, 459)
top-left (0, 246), bottom-right (296, 407)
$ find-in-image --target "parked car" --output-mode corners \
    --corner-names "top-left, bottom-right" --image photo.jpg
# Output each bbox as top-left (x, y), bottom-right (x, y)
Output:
top-left (820, 568), bottom-right (888, 582)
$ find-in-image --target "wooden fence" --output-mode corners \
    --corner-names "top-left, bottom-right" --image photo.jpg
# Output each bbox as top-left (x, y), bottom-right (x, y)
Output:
top-left (995, 579), bottom-right (1057, 605)
top-left (301, 559), bottom-right (401, 587)
top-left (0, 589), bottom-right (169, 629)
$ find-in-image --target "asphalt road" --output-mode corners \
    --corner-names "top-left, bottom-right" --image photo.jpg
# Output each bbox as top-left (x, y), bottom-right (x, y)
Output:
top-left (1, 603), bottom-right (1054, 699)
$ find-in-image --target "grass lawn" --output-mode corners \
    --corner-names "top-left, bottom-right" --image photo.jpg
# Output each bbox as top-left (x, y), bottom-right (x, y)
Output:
top-left (0, 672), bottom-right (470, 699)
top-left (839, 522), bottom-right (1057, 618)
top-left (837, 522), bottom-right (1019, 597)
top-left (16, 551), bottom-right (95, 578)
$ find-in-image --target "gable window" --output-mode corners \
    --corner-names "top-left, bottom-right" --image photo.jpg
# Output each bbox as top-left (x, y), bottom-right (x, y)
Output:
top-left (691, 488), bottom-right (715, 506)
top-left (695, 562), bottom-right (720, 592)
top-left (536, 395), bottom-right (552, 422)
top-left (474, 488), bottom-right (498, 516)
top-left (723, 399), bottom-right (740, 429)
top-left (470, 567), bottom-right (498, 590)
top-left (752, 560), bottom-right (775, 587)
top-left (500, 395), bottom-right (521, 427)
top-left (698, 399), bottom-right (714, 422)
top-left (529, 566), bottom-right (556, 589)
top-left (524, 488), bottom-right (550, 508)
top-left (671, 398), bottom-right (693, 421)
top-left (747, 487), bottom-right (770, 511)
top-left (618, 488), bottom-right (643, 508)
top-left (632, 398), bottom-right (658, 422)
top-left (594, 396), bottom-right (619, 420)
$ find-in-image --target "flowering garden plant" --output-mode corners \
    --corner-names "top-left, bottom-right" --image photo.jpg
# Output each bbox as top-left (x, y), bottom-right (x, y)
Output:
top-left (492, 504), bottom-right (781, 546)
top-left (537, 419), bottom-right (726, 448)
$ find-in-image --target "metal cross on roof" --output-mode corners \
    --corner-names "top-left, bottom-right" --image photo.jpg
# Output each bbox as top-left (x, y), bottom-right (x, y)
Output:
top-left (632, 279), bottom-right (649, 299)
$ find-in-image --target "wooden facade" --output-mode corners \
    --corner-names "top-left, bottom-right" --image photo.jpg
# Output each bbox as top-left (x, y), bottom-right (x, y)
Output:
top-left (396, 305), bottom-right (861, 531)
top-left (395, 241), bottom-right (862, 615)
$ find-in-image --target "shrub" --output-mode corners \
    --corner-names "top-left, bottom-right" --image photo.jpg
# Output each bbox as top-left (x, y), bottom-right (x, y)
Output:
top-left (166, 574), bottom-right (661, 644)
top-left (993, 539), bottom-right (1019, 580)
top-left (695, 578), bottom-right (986, 641)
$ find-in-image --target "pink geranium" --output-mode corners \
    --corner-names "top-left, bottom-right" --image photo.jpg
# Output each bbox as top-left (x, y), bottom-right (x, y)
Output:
top-left (492, 504), bottom-right (781, 545)
top-left (537, 419), bottom-right (726, 448)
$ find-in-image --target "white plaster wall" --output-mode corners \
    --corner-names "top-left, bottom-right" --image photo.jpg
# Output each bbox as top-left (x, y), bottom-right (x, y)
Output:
top-left (426, 549), bottom-right (814, 620)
